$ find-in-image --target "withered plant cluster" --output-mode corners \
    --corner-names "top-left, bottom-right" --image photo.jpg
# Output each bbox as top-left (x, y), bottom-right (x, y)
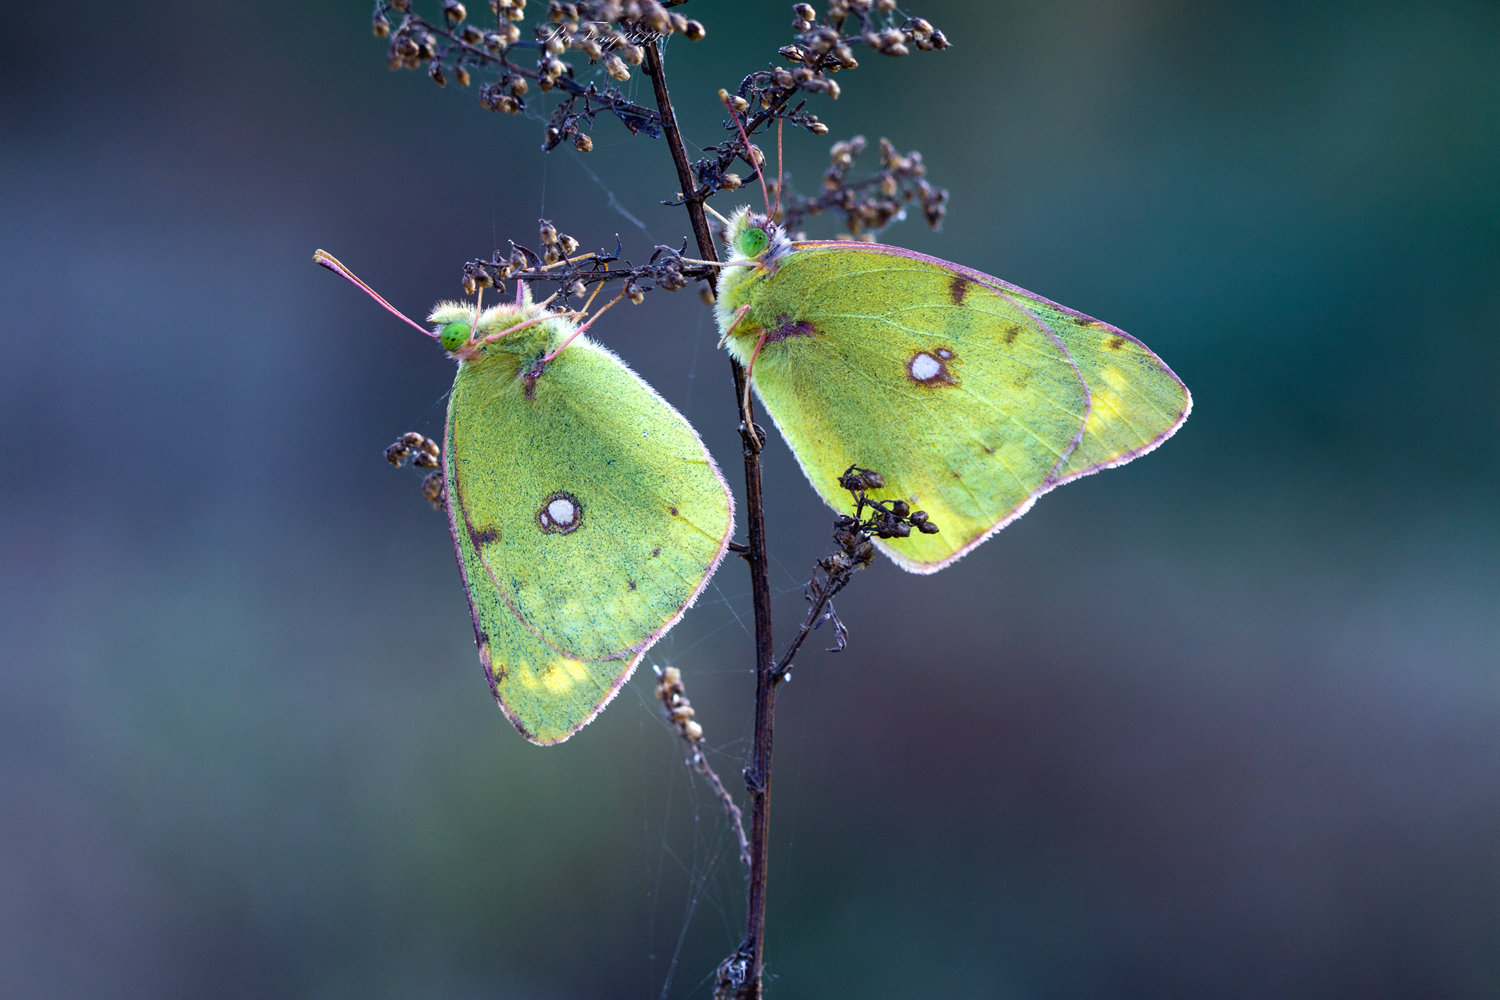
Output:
top-left (357, 4), bottom-right (951, 998)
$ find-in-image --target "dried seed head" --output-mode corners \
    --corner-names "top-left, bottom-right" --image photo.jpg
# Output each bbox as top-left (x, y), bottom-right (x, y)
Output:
top-left (539, 219), bottom-right (559, 244)
top-left (683, 18), bottom-right (705, 41)
top-left (421, 471), bottom-right (444, 508)
top-left (626, 281), bottom-right (645, 304)
top-left (792, 3), bottom-right (816, 21)
top-left (461, 273), bottom-right (477, 295)
top-left (372, 10), bottom-right (391, 37)
top-left (428, 61), bottom-right (447, 86)
top-left (721, 171), bottom-right (743, 190)
top-left (779, 44), bottom-right (806, 62)
top-left (443, 0), bottom-right (467, 24)
top-left (604, 54), bottom-right (629, 80)
top-left (567, 279), bottom-right (586, 298)
top-left (573, 132), bottom-right (593, 152)
top-left (454, 65), bottom-right (471, 87)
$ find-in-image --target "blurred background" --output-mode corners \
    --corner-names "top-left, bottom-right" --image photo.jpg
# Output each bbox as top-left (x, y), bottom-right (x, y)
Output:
top-left (3, 1), bottom-right (1496, 997)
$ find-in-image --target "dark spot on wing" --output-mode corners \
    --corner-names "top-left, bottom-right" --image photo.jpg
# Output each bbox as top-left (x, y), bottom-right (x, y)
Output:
top-left (949, 276), bottom-right (974, 304)
top-left (470, 525), bottom-right (500, 546)
top-left (1003, 324), bottom-right (1021, 345)
top-left (668, 505), bottom-right (679, 516)
top-left (1105, 335), bottom-right (1126, 350)
top-left (765, 314), bottom-right (818, 344)
top-left (650, 547), bottom-right (661, 558)
top-left (628, 579), bottom-right (637, 590)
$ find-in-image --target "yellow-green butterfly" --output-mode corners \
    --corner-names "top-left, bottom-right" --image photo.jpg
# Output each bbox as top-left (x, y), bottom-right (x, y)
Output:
top-left (712, 207), bottom-right (1190, 572)
top-left (316, 251), bottom-right (734, 744)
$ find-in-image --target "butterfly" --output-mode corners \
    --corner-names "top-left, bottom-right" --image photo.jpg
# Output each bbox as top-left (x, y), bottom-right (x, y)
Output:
top-left (711, 208), bottom-right (1190, 572)
top-left (318, 251), bottom-right (733, 743)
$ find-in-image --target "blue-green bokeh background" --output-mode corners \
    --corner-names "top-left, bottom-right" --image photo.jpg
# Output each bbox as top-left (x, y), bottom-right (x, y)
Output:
top-left (3, 2), bottom-right (1496, 997)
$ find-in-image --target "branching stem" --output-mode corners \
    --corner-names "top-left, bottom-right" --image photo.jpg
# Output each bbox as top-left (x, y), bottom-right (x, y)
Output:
top-left (643, 40), bottom-right (777, 1000)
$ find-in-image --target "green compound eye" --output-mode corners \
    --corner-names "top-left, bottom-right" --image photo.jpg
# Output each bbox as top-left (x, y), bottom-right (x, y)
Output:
top-left (737, 224), bottom-right (769, 260)
top-left (439, 321), bottom-right (472, 352)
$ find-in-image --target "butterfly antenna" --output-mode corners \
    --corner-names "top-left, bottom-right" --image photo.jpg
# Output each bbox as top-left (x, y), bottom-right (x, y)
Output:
top-left (469, 285), bottom-right (483, 347)
top-left (772, 117), bottom-right (783, 222)
top-left (720, 91), bottom-right (770, 218)
top-left (313, 250), bottom-right (438, 340)
top-left (704, 203), bottom-right (732, 229)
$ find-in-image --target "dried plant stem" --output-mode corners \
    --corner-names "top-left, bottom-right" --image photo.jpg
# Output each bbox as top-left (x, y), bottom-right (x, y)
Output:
top-left (644, 42), bottom-right (776, 1000)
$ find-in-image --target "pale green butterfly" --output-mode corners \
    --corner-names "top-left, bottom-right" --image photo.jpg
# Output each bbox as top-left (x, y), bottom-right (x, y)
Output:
top-left (712, 207), bottom-right (1190, 572)
top-left (316, 251), bottom-right (733, 743)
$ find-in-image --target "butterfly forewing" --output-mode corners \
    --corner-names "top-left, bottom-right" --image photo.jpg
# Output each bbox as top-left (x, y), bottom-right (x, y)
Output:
top-left (446, 336), bottom-right (733, 662)
top-left (744, 244), bottom-right (1093, 571)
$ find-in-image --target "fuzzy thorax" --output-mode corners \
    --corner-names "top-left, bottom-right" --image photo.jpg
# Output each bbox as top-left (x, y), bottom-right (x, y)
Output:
top-left (713, 206), bottom-right (793, 366)
top-left (427, 297), bottom-right (579, 369)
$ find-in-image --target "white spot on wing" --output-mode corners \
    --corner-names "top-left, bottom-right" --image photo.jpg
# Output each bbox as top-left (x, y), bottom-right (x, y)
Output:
top-left (910, 352), bottom-right (942, 382)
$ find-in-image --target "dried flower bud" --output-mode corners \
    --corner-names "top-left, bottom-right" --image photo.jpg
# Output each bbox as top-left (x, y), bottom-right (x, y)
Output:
top-left (454, 65), bottom-right (471, 87)
top-left (683, 18), bottom-right (705, 41)
top-left (558, 234), bottom-right (579, 255)
top-left (444, 1), bottom-right (467, 24)
top-left (792, 3), bottom-right (816, 21)
top-left (421, 471), bottom-right (445, 508)
top-left (721, 172), bottom-right (743, 190)
top-left (539, 219), bottom-right (558, 244)
top-left (573, 132), bottom-right (593, 152)
top-left (372, 10), bottom-right (391, 37)
top-left (428, 61), bottom-right (447, 86)
top-left (461, 273), bottom-right (477, 295)
top-left (626, 281), bottom-right (645, 304)
top-left (604, 54), bottom-right (629, 80)
top-left (808, 119), bottom-right (829, 135)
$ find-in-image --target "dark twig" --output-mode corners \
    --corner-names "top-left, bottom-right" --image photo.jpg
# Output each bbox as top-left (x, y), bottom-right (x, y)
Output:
top-left (642, 40), bottom-right (780, 1000)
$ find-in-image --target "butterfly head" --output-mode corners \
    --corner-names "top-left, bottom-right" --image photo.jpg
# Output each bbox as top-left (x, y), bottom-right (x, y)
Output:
top-left (428, 297), bottom-right (568, 371)
top-left (720, 205), bottom-right (792, 271)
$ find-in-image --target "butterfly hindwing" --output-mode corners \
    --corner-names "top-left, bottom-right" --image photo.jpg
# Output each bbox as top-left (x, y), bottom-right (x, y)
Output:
top-left (445, 456), bottom-right (641, 745)
top-left (995, 286), bottom-right (1192, 484)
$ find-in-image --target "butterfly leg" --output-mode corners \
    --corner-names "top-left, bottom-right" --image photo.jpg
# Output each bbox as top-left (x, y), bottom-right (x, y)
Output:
top-left (741, 327), bottom-right (770, 430)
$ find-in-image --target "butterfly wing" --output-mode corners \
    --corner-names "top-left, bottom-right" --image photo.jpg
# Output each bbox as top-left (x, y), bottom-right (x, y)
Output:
top-left (446, 335), bottom-right (733, 663)
top-left (445, 457), bottom-right (641, 745)
top-left (737, 242), bottom-right (1095, 572)
top-left (987, 284), bottom-right (1192, 485)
